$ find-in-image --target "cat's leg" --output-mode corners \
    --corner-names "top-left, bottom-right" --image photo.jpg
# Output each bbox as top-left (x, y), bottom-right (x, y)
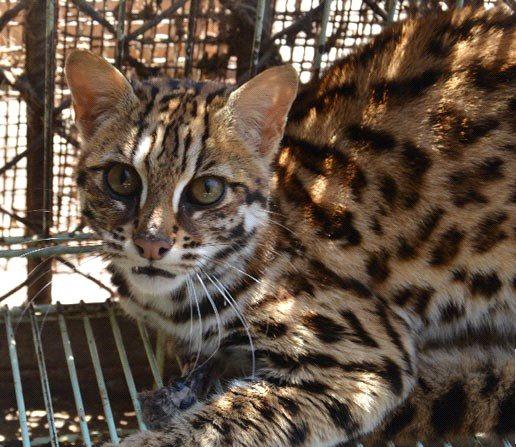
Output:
top-left (111, 300), bottom-right (418, 446)
top-left (353, 346), bottom-right (515, 447)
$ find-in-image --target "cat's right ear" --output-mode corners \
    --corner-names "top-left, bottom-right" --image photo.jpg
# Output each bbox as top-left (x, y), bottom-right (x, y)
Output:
top-left (65, 50), bottom-right (135, 139)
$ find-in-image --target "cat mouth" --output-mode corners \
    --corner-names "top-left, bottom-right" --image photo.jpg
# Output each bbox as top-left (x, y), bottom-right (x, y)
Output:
top-left (131, 266), bottom-right (177, 279)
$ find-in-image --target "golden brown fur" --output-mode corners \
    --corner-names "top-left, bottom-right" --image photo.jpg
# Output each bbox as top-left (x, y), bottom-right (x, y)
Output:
top-left (67, 5), bottom-right (515, 446)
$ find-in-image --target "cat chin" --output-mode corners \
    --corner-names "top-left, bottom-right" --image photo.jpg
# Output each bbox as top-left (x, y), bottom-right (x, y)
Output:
top-left (125, 268), bottom-right (188, 296)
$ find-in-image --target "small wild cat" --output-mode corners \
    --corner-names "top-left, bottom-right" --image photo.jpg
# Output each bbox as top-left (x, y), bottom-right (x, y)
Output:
top-left (66, 5), bottom-right (514, 446)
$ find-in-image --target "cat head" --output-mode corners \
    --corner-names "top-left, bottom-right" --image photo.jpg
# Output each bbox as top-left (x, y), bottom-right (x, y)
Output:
top-left (65, 50), bottom-right (298, 296)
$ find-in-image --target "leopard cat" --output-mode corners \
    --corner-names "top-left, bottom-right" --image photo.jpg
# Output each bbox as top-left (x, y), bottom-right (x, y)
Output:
top-left (65, 5), bottom-right (515, 446)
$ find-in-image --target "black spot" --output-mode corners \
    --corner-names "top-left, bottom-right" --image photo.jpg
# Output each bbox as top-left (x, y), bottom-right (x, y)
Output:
top-left (82, 208), bottom-right (94, 220)
top-left (181, 253), bottom-right (197, 261)
top-left (285, 273), bottom-right (315, 296)
top-left (469, 272), bottom-right (502, 299)
top-left (302, 313), bottom-right (346, 343)
top-left (77, 170), bottom-right (87, 187)
top-left (477, 157), bottom-right (504, 181)
top-left (379, 357), bottom-right (404, 396)
top-left (310, 260), bottom-right (372, 299)
top-left (417, 208), bottom-right (444, 241)
top-left (277, 395), bottom-right (299, 416)
top-left (255, 321), bottom-right (288, 338)
top-left (287, 421), bottom-right (308, 446)
top-left (472, 211), bottom-right (508, 254)
top-left (366, 250), bottom-right (391, 283)
top-left (495, 386), bottom-right (515, 435)
top-left (401, 141), bottom-right (432, 179)
top-left (245, 190), bottom-right (267, 207)
top-left (373, 69), bottom-right (442, 102)
top-left (350, 167), bottom-right (368, 202)
top-left (340, 310), bottom-right (379, 348)
top-left (346, 124), bottom-right (397, 152)
top-left (439, 301), bottom-right (465, 323)
top-left (460, 117), bottom-right (500, 145)
top-left (383, 402), bottom-right (416, 439)
top-left (397, 237), bottom-right (416, 260)
top-left (480, 370), bottom-right (500, 397)
top-left (370, 217), bottom-right (383, 235)
top-left (299, 380), bottom-right (329, 394)
top-left (325, 397), bottom-right (358, 433)
top-left (379, 175), bottom-right (398, 205)
top-left (469, 63), bottom-right (516, 92)
top-left (431, 382), bottom-right (467, 436)
top-left (429, 227), bottom-right (464, 266)
top-left (451, 268), bottom-right (467, 282)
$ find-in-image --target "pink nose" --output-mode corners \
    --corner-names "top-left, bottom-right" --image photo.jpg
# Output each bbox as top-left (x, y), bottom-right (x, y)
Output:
top-left (133, 237), bottom-right (171, 260)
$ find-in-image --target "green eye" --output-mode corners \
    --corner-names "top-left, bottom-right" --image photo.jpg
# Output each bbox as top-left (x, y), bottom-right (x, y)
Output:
top-left (186, 176), bottom-right (226, 206)
top-left (104, 164), bottom-right (141, 198)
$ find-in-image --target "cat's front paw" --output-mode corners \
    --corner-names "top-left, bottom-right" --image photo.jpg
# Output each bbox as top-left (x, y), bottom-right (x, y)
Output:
top-left (139, 379), bottom-right (198, 429)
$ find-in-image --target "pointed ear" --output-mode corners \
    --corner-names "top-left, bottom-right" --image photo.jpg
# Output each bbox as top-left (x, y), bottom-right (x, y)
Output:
top-left (227, 65), bottom-right (298, 157)
top-left (65, 50), bottom-right (135, 139)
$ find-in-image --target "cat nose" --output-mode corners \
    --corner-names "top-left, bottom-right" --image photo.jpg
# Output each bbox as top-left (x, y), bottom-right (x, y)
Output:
top-left (133, 237), bottom-right (171, 260)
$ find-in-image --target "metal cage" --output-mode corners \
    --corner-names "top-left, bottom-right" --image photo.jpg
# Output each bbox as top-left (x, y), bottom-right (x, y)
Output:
top-left (0, 0), bottom-right (512, 445)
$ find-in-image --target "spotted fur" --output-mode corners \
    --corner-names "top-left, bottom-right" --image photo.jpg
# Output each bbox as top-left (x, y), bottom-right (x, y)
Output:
top-left (67, 5), bottom-right (515, 446)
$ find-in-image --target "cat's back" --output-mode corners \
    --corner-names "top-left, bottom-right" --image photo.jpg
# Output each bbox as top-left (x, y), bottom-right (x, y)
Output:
top-left (276, 5), bottom-right (515, 334)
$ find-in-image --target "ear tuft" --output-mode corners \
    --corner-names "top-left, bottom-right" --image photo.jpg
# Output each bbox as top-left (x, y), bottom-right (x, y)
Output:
top-left (65, 50), bottom-right (134, 139)
top-left (227, 65), bottom-right (298, 157)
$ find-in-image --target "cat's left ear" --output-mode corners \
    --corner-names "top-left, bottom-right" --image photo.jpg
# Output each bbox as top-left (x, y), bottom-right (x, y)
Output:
top-left (226, 65), bottom-right (298, 157)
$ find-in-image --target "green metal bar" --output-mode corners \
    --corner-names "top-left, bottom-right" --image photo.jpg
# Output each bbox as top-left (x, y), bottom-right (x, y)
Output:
top-left (4, 308), bottom-right (31, 447)
top-left (108, 305), bottom-right (147, 430)
top-left (137, 321), bottom-right (164, 388)
top-left (386, 0), bottom-right (397, 22)
top-left (312, 0), bottom-right (332, 78)
top-left (455, 0), bottom-right (464, 7)
top-left (57, 308), bottom-right (92, 446)
top-left (249, 0), bottom-right (267, 76)
top-left (0, 244), bottom-right (103, 259)
top-left (0, 232), bottom-right (96, 246)
top-left (83, 314), bottom-right (120, 444)
top-left (156, 330), bottom-right (166, 379)
top-left (29, 305), bottom-right (60, 446)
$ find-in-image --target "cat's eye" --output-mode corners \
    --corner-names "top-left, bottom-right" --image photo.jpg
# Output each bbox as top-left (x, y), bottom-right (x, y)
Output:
top-left (104, 164), bottom-right (141, 199)
top-left (186, 176), bottom-right (226, 206)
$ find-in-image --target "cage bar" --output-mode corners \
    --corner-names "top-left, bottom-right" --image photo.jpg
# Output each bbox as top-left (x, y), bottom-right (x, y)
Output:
top-left (313, 0), bottom-right (333, 79)
top-left (29, 304), bottom-right (60, 446)
top-left (386, 0), bottom-right (397, 22)
top-left (4, 307), bottom-right (31, 447)
top-left (57, 306), bottom-right (93, 446)
top-left (184, 0), bottom-right (200, 77)
top-left (137, 320), bottom-right (164, 388)
top-left (0, 243), bottom-right (103, 259)
top-left (115, 0), bottom-right (126, 68)
top-left (249, 0), bottom-right (267, 76)
top-left (82, 312), bottom-right (120, 444)
top-left (108, 304), bottom-right (147, 430)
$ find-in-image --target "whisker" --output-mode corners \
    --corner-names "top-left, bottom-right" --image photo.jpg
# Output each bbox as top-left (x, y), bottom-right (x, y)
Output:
top-left (191, 272), bottom-right (223, 373)
top-left (206, 273), bottom-right (256, 379)
top-left (185, 276), bottom-right (203, 381)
